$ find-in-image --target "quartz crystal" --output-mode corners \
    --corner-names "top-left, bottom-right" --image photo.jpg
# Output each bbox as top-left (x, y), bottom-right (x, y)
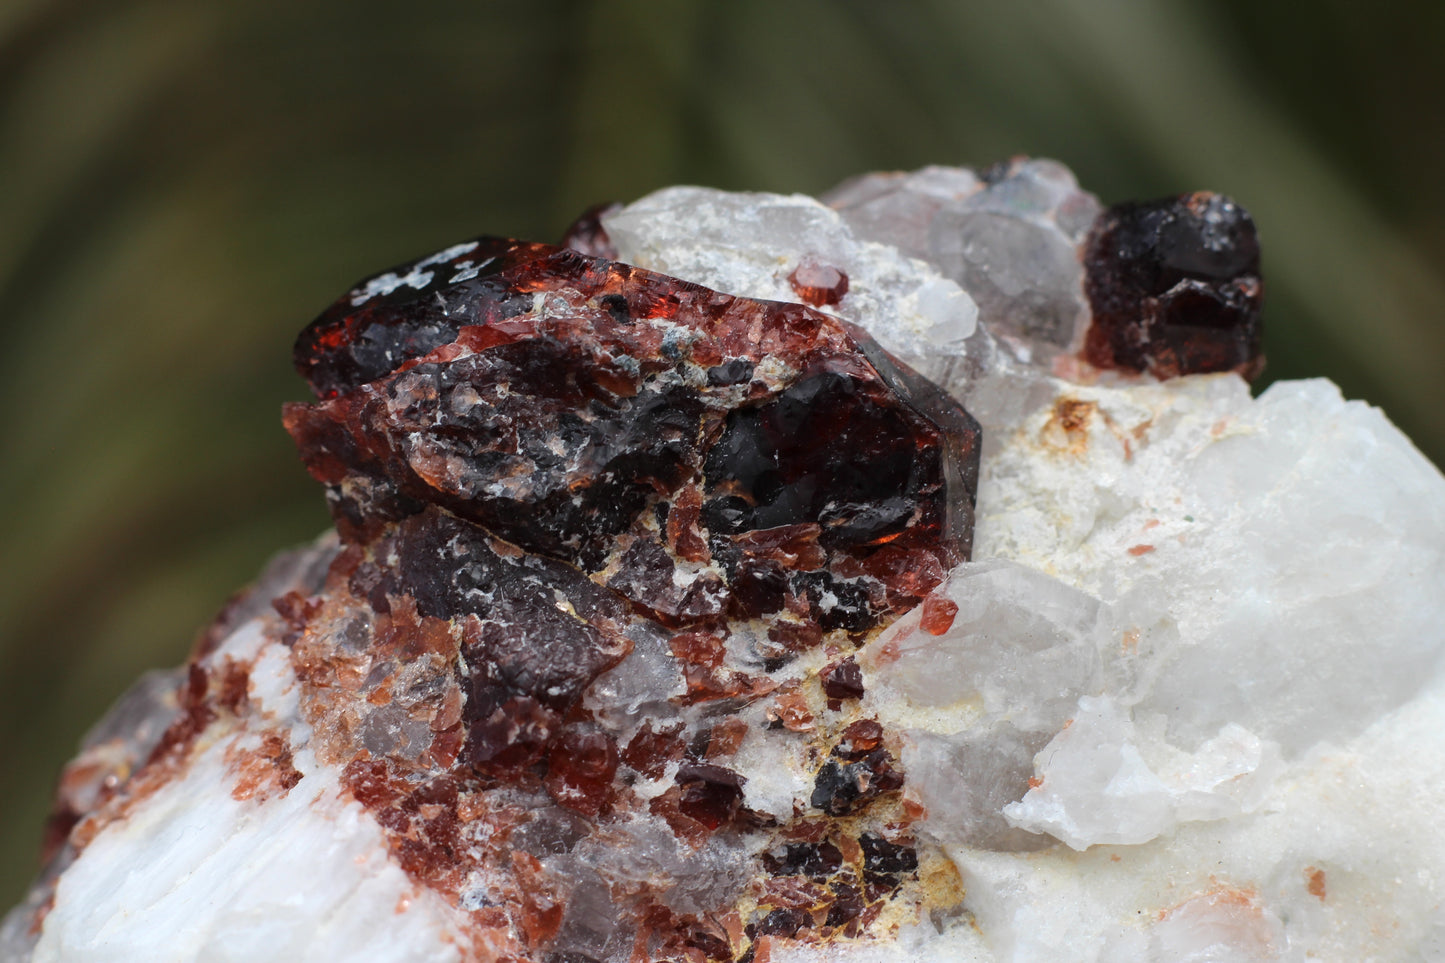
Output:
top-left (5, 160), bottom-right (1443, 963)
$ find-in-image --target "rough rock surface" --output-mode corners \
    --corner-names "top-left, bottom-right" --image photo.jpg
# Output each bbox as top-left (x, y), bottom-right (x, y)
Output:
top-left (5, 160), bottom-right (1443, 963)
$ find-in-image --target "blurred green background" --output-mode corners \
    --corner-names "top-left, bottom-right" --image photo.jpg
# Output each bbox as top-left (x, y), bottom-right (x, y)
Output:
top-left (3, 0), bottom-right (1444, 907)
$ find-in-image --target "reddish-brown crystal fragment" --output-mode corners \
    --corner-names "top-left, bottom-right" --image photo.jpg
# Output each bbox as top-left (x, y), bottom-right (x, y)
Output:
top-left (1083, 192), bottom-right (1264, 380)
top-left (838, 719), bottom-right (884, 755)
top-left (706, 717), bottom-right (750, 758)
top-left (674, 763), bottom-right (746, 830)
top-left (919, 592), bottom-right (959, 636)
top-left (788, 257), bottom-right (850, 307)
top-left (544, 725), bottom-right (619, 818)
top-left (226, 730), bottom-right (302, 802)
top-left (811, 721), bottom-right (903, 817)
top-left (620, 722), bottom-right (686, 780)
top-left (820, 658), bottom-right (865, 701)
top-left (770, 687), bottom-right (816, 732)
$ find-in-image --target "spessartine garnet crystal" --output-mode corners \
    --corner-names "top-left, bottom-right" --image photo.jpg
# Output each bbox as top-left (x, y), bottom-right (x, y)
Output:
top-left (1082, 192), bottom-right (1263, 380)
top-left (285, 237), bottom-right (981, 786)
top-left (18, 161), bottom-right (1445, 963)
top-left (288, 238), bottom-right (979, 958)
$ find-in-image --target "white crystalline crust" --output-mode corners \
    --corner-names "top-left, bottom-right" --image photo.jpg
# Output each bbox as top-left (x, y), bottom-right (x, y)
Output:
top-left (604, 159), bottom-right (1102, 393)
top-left (15, 164), bottom-right (1445, 962)
top-left (604, 186), bottom-right (981, 358)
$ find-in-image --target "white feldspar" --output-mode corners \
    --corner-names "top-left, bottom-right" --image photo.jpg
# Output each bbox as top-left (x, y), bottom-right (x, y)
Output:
top-left (27, 618), bottom-right (474, 963)
top-left (8, 162), bottom-right (1445, 963)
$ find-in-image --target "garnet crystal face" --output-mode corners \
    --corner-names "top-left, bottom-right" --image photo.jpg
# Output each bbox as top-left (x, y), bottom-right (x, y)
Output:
top-left (1082, 192), bottom-right (1264, 380)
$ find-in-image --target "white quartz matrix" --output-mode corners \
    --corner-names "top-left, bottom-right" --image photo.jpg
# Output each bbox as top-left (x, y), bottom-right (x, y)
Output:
top-left (5, 161), bottom-right (1444, 962)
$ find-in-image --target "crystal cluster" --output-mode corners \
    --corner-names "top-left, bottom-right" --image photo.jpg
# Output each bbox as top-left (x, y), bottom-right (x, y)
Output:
top-left (5, 159), bottom-right (1444, 963)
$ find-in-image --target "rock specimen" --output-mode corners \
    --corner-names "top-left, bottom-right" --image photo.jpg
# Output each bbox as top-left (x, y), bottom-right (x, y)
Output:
top-left (6, 159), bottom-right (1444, 963)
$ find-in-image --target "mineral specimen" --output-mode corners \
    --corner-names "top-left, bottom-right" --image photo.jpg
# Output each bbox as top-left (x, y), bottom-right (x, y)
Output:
top-left (6, 160), bottom-right (1444, 963)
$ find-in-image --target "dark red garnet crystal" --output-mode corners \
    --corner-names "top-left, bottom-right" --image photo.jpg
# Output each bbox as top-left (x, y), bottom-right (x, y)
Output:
top-left (1083, 192), bottom-right (1263, 380)
top-left (285, 236), bottom-right (981, 775)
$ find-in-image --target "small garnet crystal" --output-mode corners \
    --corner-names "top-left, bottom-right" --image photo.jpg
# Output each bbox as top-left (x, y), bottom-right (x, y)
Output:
top-left (788, 256), bottom-right (850, 307)
top-left (1083, 192), bottom-right (1263, 380)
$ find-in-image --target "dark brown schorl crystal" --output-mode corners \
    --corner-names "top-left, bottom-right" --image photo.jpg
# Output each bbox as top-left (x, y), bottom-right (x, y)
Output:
top-left (1082, 192), bottom-right (1264, 380)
